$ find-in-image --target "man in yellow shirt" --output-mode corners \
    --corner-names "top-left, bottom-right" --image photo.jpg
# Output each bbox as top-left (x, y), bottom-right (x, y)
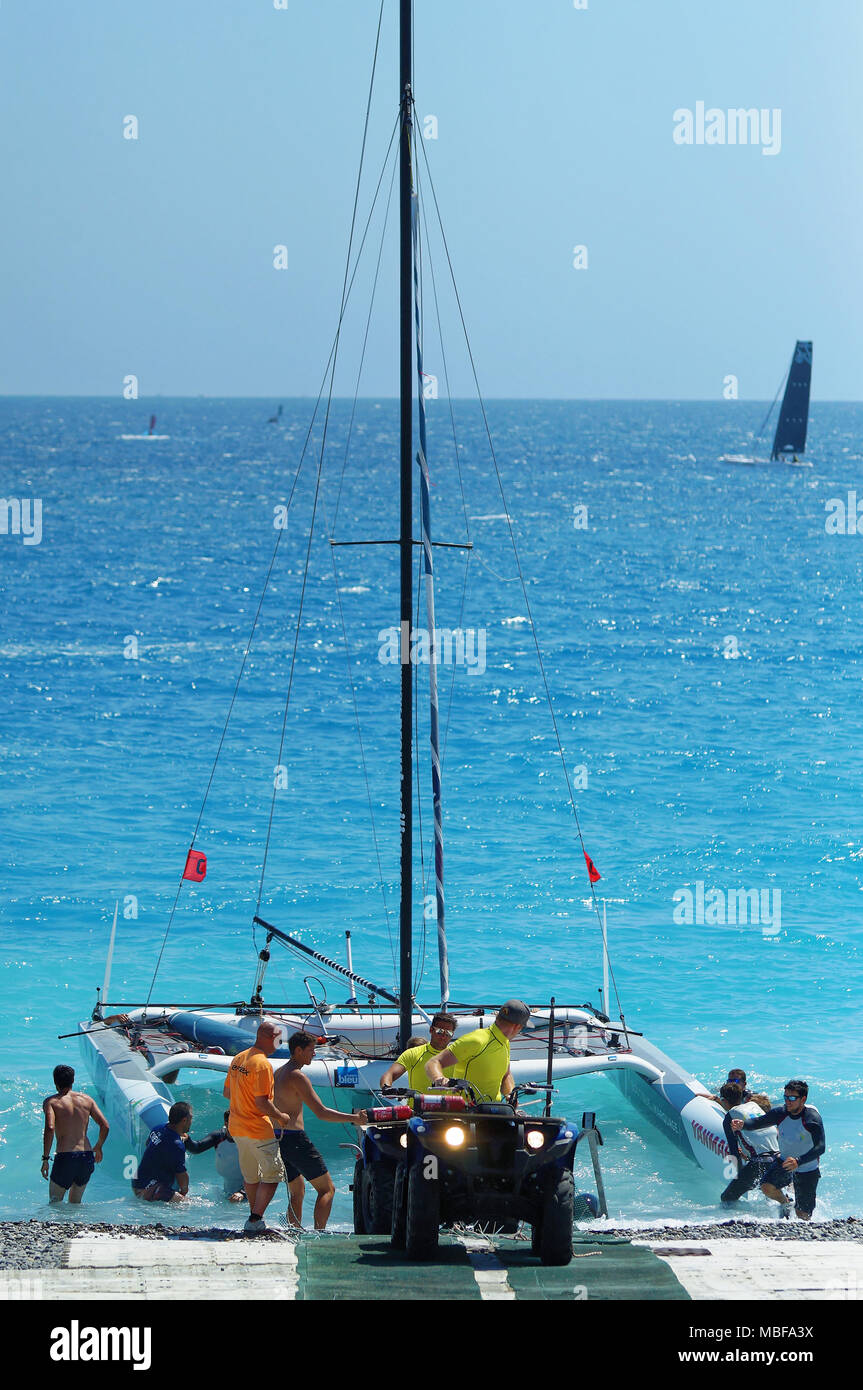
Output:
top-left (424, 1000), bottom-right (531, 1103)
top-left (224, 1018), bottom-right (293, 1235)
top-left (379, 1014), bottom-right (458, 1102)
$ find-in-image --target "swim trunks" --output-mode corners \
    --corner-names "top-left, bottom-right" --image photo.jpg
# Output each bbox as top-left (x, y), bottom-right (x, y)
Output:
top-left (761, 1159), bottom-right (821, 1215)
top-left (720, 1155), bottom-right (773, 1203)
top-left (131, 1179), bottom-right (176, 1202)
top-left (50, 1150), bottom-right (95, 1191)
top-left (275, 1130), bottom-right (328, 1183)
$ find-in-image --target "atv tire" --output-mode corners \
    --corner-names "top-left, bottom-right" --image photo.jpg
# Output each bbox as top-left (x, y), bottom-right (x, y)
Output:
top-left (362, 1160), bottom-right (396, 1235)
top-left (539, 1168), bottom-right (574, 1266)
top-left (405, 1161), bottom-right (440, 1260)
top-left (391, 1162), bottom-right (407, 1249)
top-left (352, 1157), bottom-right (367, 1235)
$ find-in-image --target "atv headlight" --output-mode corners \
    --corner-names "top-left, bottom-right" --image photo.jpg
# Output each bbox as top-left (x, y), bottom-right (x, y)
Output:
top-left (399, 1132), bottom-right (408, 1148)
top-left (525, 1129), bottom-right (545, 1150)
top-left (444, 1125), bottom-right (466, 1147)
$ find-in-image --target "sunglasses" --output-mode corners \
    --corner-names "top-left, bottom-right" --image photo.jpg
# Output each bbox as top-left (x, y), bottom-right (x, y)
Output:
top-left (431, 1025), bottom-right (454, 1035)
top-left (784, 1092), bottom-right (804, 1102)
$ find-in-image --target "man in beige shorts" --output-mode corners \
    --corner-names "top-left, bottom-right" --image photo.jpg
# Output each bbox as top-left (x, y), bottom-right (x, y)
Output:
top-left (223, 1019), bottom-right (293, 1235)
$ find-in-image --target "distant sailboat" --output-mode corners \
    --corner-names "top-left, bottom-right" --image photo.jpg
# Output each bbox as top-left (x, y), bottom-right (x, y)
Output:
top-left (120, 411), bottom-right (170, 441)
top-left (771, 340), bottom-right (813, 462)
top-left (267, 404), bottom-right (283, 424)
top-left (720, 340), bottom-right (813, 466)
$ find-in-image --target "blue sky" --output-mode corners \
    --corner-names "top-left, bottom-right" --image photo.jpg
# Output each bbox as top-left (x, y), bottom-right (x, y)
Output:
top-left (0, 0), bottom-right (860, 399)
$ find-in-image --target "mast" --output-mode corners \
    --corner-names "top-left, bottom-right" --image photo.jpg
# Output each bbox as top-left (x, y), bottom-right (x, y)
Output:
top-left (398, 0), bottom-right (414, 1050)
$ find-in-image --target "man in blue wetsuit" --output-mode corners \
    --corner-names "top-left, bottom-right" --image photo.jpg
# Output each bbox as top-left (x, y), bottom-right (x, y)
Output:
top-left (730, 1079), bottom-right (825, 1220)
top-left (132, 1102), bottom-right (193, 1202)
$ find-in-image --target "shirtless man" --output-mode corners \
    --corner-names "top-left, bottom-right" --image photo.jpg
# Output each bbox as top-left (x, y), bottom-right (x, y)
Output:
top-left (41, 1065), bottom-right (109, 1204)
top-left (273, 1031), bottom-right (368, 1230)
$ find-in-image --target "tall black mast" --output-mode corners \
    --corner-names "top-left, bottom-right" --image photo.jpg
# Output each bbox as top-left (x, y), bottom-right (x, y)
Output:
top-left (398, 0), bottom-right (414, 1051)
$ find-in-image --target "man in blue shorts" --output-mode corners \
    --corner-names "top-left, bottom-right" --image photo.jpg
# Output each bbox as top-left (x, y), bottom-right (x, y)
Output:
top-left (131, 1102), bottom-right (193, 1202)
top-left (41, 1064), bottom-right (110, 1204)
top-left (731, 1078), bottom-right (825, 1220)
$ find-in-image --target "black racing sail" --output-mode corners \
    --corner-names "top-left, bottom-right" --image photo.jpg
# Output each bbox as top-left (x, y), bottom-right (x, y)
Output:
top-left (771, 340), bottom-right (812, 459)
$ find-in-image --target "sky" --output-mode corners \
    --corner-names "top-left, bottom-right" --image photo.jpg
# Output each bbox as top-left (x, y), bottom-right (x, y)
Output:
top-left (0, 0), bottom-right (860, 400)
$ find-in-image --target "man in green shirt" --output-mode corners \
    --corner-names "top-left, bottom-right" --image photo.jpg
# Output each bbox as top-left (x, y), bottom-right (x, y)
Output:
top-left (424, 1000), bottom-right (531, 1103)
top-left (379, 1014), bottom-right (458, 1101)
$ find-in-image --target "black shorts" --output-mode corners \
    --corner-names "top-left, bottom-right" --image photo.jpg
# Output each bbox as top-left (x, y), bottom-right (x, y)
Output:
top-left (721, 1155), bottom-right (774, 1202)
top-left (276, 1131), bottom-right (328, 1183)
top-left (50, 1150), bottom-right (95, 1191)
top-left (131, 1179), bottom-right (176, 1202)
top-left (762, 1160), bottom-right (820, 1214)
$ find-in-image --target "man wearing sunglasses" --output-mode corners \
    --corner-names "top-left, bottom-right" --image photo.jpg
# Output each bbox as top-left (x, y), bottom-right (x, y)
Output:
top-left (730, 1079), bottom-right (825, 1220)
top-left (379, 1013), bottom-right (458, 1104)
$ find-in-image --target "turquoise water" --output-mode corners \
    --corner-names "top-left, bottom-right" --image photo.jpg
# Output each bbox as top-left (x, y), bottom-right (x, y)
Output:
top-left (1, 396), bottom-right (861, 1229)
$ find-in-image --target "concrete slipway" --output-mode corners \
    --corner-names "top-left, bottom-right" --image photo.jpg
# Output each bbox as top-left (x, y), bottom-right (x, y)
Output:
top-left (0, 1232), bottom-right (860, 1301)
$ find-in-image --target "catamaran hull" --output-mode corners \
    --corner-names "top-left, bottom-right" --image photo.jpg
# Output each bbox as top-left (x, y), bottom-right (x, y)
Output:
top-left (78, 1011), bottom-right (732, 1184)
top-left (607, 1035), bottom-right (732, 1181)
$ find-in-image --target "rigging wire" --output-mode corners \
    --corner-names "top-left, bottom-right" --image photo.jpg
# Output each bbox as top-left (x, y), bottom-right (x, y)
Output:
top-left (256, 0), bottom-right (389, 917)
top-left (415, 120), bottom-right (626, 1021)
top-left (414, 144), bottom-right (474, 772)
top-left (755, 366), bottom-right (790, 443)
top-left (152, 101), bottom-right (402, 998)
top-left (324, 144), bottom-right (401, 982)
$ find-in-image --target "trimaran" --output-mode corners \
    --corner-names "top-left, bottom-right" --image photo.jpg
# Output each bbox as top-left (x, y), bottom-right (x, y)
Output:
top-left (78, 0), bottom-right (733, 1191)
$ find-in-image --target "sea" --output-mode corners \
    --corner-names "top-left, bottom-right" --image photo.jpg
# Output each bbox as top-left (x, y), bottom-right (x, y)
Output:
top-left (1, 395), bottom-right (861, 1231)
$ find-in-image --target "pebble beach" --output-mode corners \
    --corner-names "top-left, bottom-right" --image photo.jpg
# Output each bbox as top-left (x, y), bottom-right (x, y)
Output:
top-left (2, 1215), bottom-right (862, 1271)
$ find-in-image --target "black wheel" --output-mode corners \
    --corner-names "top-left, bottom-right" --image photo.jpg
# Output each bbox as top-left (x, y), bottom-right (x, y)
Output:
top-left (362, 1160), bottom-right (396, 1235)
top-left (352, 1157), bottom-right (366, 1235)
top-left (539, 1168), bottom-right (574, 1266)
top-left (405, 1160), bottom-right (440, 1260)
top-left (391, 1161), bottom-right (407, 1249)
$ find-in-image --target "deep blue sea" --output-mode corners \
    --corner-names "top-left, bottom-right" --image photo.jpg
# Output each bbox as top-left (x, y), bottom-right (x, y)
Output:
top-left (1, 396), bottom-right (861, 1229)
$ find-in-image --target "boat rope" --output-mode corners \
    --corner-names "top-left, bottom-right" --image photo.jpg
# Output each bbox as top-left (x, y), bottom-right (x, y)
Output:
top-left (415, 126), bottom-right (625, 1021)
top-left (413, 542), bottom-right (428, 996)
top-left (148, 55), bottom-right (398, 1002)
top-left (145, 462), bottom-right (303, 1007)
top-left (256, 3), bottom-right (390, 918)
top-left (413, 147), bottom-right (474, 773)
top-left (754, 365), bottom-right (789, 442)
top-left (412, 184), bottom-right (449, 1006)
top-left (324, 147), bottom-right (401, 983)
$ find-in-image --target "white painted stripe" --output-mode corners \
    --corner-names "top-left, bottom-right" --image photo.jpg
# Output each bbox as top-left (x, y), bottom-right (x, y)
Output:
top-left (457, 1235), bottom-right (517, 1300)
top-left (638, 1238), bottom-right (863, 1302)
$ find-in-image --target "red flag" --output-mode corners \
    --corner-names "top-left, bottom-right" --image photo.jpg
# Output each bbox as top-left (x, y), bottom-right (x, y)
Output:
top-left (183, 848), bottom-right (207, 882)
top-left (584, 852), bottom-right (601, 884)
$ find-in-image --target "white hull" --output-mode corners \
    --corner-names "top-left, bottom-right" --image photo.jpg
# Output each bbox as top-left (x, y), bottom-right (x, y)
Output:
top-left (78, 1005), bottom-right (734, 1184)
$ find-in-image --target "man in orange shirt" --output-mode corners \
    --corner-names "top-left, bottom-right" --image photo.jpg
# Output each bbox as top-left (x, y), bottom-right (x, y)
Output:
top-left (224, 1019), bottom-right (293, 1235)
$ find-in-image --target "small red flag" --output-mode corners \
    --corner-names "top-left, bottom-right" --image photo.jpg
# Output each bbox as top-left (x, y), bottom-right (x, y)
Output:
top-left (584, 852), bottom-right (601, 884)
top-left (183, 848), bottom-right (207, 882)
